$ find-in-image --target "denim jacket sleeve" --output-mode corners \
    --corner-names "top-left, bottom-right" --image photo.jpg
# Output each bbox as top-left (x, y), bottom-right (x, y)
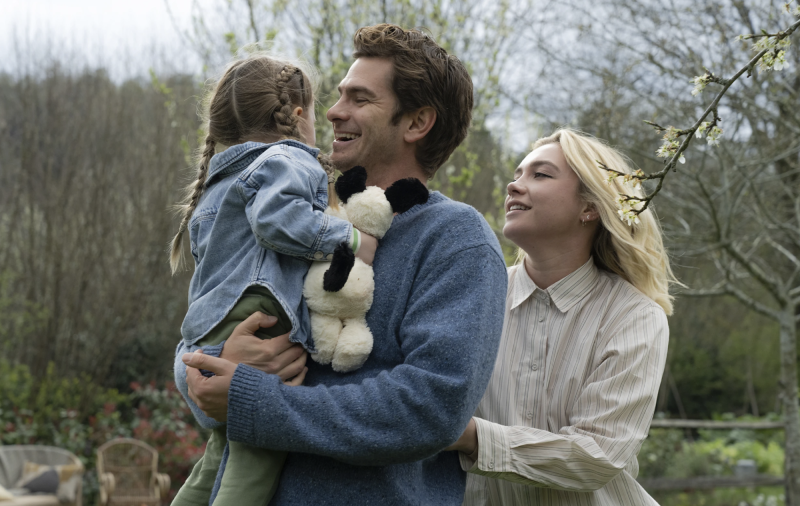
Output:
top-left (239, 152), bottom-right (353, 260)
top-left (173, 340), bottom-right (226, 430)
top-left (224, 243), bottom-right (508, 466)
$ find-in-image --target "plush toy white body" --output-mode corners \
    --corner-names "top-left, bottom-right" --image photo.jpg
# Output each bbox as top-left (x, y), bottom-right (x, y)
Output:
top-left (303, 167), bottom-right (428, 373)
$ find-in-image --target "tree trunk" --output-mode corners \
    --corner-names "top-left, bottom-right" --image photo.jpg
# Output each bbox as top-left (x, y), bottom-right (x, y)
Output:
top-left (780, 308), bottom-right (800, 504)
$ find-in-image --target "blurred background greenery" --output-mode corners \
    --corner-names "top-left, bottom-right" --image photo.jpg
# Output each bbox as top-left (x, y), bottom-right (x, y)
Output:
top-left (1, 0), bottom-right (799, 504)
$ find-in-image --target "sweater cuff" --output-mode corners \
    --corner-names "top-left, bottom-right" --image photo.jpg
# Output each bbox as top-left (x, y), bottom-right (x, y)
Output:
top-left (226, 363), bottom-right (280, 444)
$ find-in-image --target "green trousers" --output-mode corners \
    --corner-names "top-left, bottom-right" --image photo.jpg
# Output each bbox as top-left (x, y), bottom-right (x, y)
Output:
top-left (172, 286), bottom-right (291, 506)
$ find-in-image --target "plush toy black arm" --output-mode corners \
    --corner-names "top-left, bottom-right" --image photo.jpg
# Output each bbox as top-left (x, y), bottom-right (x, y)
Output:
top-left (323, 242), bottom-right (356, 292)
top-left (334, 166), bottom-right (368, 203)
top-left (384, 177), bottom-right (430, 214)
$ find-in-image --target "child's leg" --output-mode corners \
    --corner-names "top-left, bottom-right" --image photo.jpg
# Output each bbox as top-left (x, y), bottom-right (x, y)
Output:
top-left (211, 442), bottom-right (287, 506)
top-left (177, 286), bottom-right (292, 506)
top-left (210, 286), bottom-right (293, 505)
top-left (171, 426), bottom-right (226, 506)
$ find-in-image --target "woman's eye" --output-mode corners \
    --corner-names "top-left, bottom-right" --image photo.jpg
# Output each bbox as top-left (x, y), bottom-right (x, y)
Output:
top-left (534, 172), bottom-right (551, 178)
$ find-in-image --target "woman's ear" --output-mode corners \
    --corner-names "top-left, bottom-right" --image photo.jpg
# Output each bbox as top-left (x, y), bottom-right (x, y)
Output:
top-left (403, 106), bottom-right (437, 144)
top-left (580, 203), bottom-right (600, 223)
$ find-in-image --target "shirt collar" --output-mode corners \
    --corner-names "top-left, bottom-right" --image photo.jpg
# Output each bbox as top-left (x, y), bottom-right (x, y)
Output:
top-left (206, 140), bottom-right (320, 186)
top-left (510, 258), bottom-right (599, 313)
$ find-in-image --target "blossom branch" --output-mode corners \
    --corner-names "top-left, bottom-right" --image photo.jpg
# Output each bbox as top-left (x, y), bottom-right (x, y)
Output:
top-left (601, 16), bottom-right (800, 223)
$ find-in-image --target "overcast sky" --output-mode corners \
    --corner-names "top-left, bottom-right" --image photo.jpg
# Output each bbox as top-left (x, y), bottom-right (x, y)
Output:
top-left (1, 0), bottom-right (204, 76)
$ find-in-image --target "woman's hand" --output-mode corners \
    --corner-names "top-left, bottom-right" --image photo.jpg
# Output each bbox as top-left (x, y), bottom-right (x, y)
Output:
top-left (445, 418), bottom-right (479, 458)
top-left (183, 350), bottom-right (235, 422)
top-left (220, 311), bottom-right (308, 385)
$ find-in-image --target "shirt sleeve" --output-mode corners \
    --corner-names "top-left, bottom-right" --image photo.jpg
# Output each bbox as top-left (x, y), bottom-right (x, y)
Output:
top-left (225, 244), bottom-right (508, 466)
top-left (240, 152), bottom-right (353, 260)
top-left (463, 306), bottom-right (668, 492)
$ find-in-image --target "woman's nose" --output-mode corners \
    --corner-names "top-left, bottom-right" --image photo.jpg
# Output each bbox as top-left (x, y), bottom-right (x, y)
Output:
top-left (507, 179), bottom-right (523, 195)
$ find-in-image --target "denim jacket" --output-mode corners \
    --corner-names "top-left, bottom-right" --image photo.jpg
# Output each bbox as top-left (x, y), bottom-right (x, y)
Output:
top-left (180, 140), bottom-right (353, 351)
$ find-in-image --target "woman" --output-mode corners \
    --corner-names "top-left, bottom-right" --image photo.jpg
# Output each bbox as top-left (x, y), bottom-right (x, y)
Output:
top-left (446, 128), bottom-right (675, 505)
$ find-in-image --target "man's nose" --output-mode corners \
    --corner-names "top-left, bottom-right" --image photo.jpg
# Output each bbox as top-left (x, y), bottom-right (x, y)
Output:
top-left (327, 98), bottom-right (347, 123)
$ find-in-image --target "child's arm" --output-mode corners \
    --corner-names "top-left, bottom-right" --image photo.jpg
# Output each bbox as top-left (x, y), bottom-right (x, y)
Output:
top-left (240, 151), bottom-right (357, 260)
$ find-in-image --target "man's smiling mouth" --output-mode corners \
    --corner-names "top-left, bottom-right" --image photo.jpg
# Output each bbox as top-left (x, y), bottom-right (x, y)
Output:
top-left (334, 133), bottom-right (362, 142)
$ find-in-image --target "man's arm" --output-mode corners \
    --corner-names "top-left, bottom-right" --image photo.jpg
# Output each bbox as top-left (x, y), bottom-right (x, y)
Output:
top-left (222, 244), bottom-right (507, 466)
top-left (460, 306), bottom-right (669, 491)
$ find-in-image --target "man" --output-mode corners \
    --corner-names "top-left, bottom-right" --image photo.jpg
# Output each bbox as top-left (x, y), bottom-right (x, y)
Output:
top-left (180, 24), bottom-right (507, 505)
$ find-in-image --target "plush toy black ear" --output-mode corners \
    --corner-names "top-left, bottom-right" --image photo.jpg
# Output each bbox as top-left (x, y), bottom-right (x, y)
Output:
top-left (384, 178), bottom-right (429, 214)
top-left (323, 242), bottom-right (355, 292)
top-left (335, 166), bottom-right (368, 203)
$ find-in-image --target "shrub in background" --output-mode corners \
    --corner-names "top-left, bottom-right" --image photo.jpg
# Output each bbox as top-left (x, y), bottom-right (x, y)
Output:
top-left (0, 359), bottom-right (206, 504)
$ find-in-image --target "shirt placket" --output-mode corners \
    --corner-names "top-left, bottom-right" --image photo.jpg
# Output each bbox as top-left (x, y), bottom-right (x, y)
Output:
top-left (523, 289), bottom-right (550, 426)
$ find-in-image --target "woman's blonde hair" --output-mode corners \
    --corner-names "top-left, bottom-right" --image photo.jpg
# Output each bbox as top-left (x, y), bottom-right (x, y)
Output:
top-left (524, 128), bottom-right (678, 315)
top-left (169, 53), bottom-right (337, 274)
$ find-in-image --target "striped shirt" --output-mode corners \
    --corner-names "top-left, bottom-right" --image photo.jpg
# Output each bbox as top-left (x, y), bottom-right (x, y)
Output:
top-left (461, 259), bottom-right (668, 505)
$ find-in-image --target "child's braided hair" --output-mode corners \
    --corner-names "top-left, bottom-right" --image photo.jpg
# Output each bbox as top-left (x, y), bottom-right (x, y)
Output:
top-left (169, 55), bottom-right (338, 274)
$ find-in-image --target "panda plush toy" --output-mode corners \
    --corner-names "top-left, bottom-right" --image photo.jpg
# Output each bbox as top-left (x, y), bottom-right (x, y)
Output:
top-left (303, 166), bottom-right (429, 373)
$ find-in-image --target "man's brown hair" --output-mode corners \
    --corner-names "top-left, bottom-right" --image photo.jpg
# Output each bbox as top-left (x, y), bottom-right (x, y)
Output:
top-left (353, 24), bottom-right (473, 179)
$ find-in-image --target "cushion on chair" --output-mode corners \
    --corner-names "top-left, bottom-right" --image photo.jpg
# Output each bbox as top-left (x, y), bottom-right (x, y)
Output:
top-left (0, 484), bottom-right (13, 501)
top-left (14, 464), bottom-right (82, 503)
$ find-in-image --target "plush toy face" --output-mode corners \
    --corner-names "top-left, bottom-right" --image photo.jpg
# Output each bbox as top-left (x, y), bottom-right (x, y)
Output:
top-left (344, 187), bottom-right (394, 239)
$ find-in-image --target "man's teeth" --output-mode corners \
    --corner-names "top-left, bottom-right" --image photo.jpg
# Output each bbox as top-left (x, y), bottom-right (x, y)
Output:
top-left (338, 133), bottom-right (361, 140)
top-left (509, 205), bottom-right (530, 211)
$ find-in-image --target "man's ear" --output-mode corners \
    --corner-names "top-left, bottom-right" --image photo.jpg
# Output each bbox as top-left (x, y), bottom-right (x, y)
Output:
top-left (403, 106), bottom-right (437, 144)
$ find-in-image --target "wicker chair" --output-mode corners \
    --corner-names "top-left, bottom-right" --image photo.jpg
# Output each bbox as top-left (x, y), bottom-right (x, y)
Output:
top-left (95, 439), bottom-right (170, 506)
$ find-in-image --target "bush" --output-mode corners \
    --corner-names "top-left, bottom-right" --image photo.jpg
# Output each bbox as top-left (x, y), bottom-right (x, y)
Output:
top-left (0, 359), bottom-right (207, 504)
top-left (640, 414), bottom-right (786, 506)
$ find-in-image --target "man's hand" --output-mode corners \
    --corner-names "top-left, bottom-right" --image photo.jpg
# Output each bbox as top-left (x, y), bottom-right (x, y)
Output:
top-left (183, 350), bottom-right (235, 422)
top-left (444, 417), bottom-right (479, 458)
top-left (220, 312), bottom-right (308, 385)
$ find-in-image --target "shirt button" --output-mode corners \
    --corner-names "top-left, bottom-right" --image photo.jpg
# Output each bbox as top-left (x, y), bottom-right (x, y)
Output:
top-left (313, 251), bottom-right (324, 260)
top-left (488, 462), bottom-right (494, 469)
top-left (526, 412), bottom-right (533, 419)
top-left (538, 316), bottom-right (544, 322)
top-left (531, 363), bottom-right (539, 371)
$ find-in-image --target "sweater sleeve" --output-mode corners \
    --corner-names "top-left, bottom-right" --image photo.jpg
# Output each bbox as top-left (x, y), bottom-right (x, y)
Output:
top-left (462, 306), bottom-right (669, 491)
top-left (240, 152), bottom-right (353, 260)
top-left (225, 243), bottom-right (508, 465)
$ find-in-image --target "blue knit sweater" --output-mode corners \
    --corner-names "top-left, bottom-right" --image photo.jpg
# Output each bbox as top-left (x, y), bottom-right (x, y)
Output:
top-left (220, 191), bottom-right (507, 505)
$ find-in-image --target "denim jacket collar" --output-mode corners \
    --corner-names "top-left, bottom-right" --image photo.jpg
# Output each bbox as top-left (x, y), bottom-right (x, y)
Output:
top-left (206, 140), bottom-right (320, 187)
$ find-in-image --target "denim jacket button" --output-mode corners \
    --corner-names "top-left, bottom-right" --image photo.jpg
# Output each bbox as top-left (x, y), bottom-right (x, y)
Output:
top-left (314, 251), bottom-right (324, 260)
top-left (326, 254), bottom-right (334, 260)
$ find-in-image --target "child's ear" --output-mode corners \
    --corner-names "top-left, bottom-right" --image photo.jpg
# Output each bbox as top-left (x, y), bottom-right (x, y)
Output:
top-left (293, 106), bottom-right (304, 117)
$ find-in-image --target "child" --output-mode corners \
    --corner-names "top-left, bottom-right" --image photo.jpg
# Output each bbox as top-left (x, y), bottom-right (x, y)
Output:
top-left (169, 54), bottom-right (377, 506)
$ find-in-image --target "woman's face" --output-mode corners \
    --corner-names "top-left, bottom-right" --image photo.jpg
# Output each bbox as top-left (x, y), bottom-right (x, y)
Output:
top-left (503, 143), bottom-right (588, 249)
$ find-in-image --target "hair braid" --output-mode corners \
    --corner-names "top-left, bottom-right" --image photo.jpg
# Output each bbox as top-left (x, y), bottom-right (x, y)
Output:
top-left (317, 152), bottom-right (339, 209)
top-left (169, 136), bottom-right (216, 274)
top-left (273, 65), bottom-right (303, 140)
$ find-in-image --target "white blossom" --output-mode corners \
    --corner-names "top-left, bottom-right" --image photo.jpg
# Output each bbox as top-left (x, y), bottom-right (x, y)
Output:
top-left (679, 154), bottom-right (686, 164)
